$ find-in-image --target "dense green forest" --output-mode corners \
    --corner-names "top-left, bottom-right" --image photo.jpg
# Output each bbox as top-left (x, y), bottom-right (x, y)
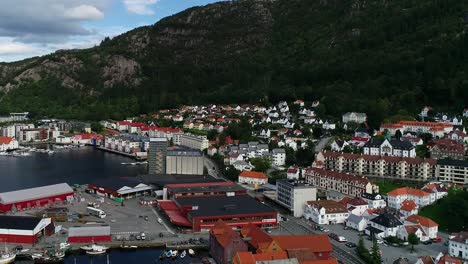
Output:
top-left (0, 0), bottom-right (467, 125)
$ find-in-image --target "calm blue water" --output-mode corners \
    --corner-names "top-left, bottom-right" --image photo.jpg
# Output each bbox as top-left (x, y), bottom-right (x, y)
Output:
top-left (0, 147), bottom-right (202, 263)
top-left (0, 147), bottom-right (147, 192)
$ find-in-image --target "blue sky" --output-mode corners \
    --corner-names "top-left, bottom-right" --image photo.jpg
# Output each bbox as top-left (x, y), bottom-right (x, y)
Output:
top-left (0, 0), bottom-right (222, 62)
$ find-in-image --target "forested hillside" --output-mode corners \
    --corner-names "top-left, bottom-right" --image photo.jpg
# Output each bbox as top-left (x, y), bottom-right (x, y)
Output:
top-left (0, 0), bottom-right (467, 125)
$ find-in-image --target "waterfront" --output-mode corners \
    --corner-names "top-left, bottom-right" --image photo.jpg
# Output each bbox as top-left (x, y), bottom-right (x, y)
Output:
top-left (0, 147), bottom-right (147, 192)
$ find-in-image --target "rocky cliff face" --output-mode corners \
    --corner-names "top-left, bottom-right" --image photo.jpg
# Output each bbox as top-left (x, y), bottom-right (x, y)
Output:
top-left (0, 0), bottom-right (275, 93)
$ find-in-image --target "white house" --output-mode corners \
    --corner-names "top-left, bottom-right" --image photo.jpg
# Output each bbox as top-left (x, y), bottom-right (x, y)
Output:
top-left (397, 225), bottom-right (426, 242)
top-left (367, 213), bottom-right (403, 238)
top-left (238, 171), bottom-right (268, 185)
top-left (387, 187), bottom-right (432, 209)
top-left (405, 215), bottom-right (439, 240)
top-left (342, 112), bottom-right (367, 124)
top-left (272, 148), bottom-right (286, 166)
top-left (304, 200), bottom-right (349, 225)
top-left (361, 193), bottom-right (386, 209)
top-left (448, 231), bottom-right (468, 260)
top-left (260, 129), bottom-right (271, 138)
top-left (341, 196), bottom-right (369, 216)
top-left (286, 166), bottom-right (300, 180)
top-left (346, 214), bottom-right (368, 232)
top-left (322, 121), bottom-right (336, 130)
top-left (0, 136), bottom-right (18, 152)
top-left (363, 138), bottom-right (416, 158)
top-left (330, 139), bottom-right (349, 152)
top-left (233, 160), bottom-right (253, 171)
top-left (55, 135), bottom-right (72, 144)
top-left (399, 199), bottom-right (418, 218)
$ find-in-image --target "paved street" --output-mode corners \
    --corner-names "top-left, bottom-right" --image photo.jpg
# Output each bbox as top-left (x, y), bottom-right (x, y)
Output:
top-left (314, 137), bottom-right (332, 153)
top-left (204, 156), bottom-right (221, 179)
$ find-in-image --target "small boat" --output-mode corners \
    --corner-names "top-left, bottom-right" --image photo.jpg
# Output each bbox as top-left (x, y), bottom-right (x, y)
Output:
top-left (188, 249), bottom-right (195, 257)
top-left (180, 250), bottom-right (186, 259)
top-left (59, 243), bottom-right (70, 250)
top-left (0, 252), bottom-right (16, 264)
top-left (81, 244), bottom-right (108, 255)
top-left (86, 249), bottom-right (106, 255)
top-left (171, 250), bottom-right (178, 259)
top-left (166, 250), bottom-right (172, 258)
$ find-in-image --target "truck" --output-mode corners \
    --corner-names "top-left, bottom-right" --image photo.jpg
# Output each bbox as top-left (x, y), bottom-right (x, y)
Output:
top-left (86, 207), bottom-right (106, 218)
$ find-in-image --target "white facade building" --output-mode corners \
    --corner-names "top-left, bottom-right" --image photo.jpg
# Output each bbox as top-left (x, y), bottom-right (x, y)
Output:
top-left (361, 193), bottom-right (386, 209)
top-left (448, 231), bottom-right (468, 260)
top-left (0, 137), bottom-right (18, 152)
top-left (342, 112), bottom-right (367, 124)
top-left (276, 179), bottom-right (317, 217)
top-left (179, 133), bottom-right (209, 151)
top-left (272, 148), bottom-right (286, 166)
top-left (304, 200), bottom-right (349, 225)
top-left (238, 171), bottom-right (268, 185)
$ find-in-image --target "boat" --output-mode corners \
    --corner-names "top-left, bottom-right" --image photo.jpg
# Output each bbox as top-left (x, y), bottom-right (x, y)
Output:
top-left (80, 244), bottom-right (108, 252)
top-left (180, 250), bottom-right (186, 259)
top-left (0, 252), bottom-right (15, 264)
top-left (119, 245), bottom-right (138, 249)
top-left (188, 249), bottom-right (195, 257)
top-left (165, 250), bottom-right (172, 258)
top-left (59, 243), bottom-right (70, 250)
top-left (86, 248), bottom-right (107, 255)
top-left (171, 250), bottom-right (178, 259)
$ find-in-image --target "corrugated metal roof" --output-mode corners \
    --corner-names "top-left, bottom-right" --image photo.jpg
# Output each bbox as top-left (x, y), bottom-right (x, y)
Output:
top-left (0, 183), bottom-right (73, 204)
top-left (68, 226), bottom-right (110, 237)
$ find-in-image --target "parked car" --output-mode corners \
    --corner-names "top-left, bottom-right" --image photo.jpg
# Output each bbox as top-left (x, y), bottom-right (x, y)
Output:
top-left (376, 239), bottom-right (384, 244)
top-left (422, 240), bottom-right (432, 245)
top-left (141, 232), bottom-right (146, 240)
top-left (337, 236), bottom-right (347, 242)
top-left (345, 242), bottom-right (356, 248)
top-left (144, 216), bottom-right (149, 221)
top-left (432, 237), bottom-right (442, 243)
top-left (323, 228), bottom-right (330, 232)
top-left (136, 235), bottom-right (141, 240)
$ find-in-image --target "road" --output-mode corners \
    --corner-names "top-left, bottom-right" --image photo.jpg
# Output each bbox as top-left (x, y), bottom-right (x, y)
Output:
top-left (314, 136), bottom-right (332, 153)
top-left (203, 156), bottom-right (221, 179)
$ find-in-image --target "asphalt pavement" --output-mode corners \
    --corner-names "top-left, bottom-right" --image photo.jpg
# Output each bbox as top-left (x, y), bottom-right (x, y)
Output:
top-left (314, 137), bottom-right (332, 153)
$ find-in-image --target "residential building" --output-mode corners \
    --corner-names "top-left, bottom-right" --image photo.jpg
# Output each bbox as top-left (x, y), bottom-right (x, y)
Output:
top-left (273, 234), bottom-right (334, 261)
top-left (304, 200), bottom-right (349, 225)
top-left (448, 231), bottom-right (468, 260)
top-left (399, 200), bottom-right (418, 218)
top-left (397, 225), bottom-right (427, 242)
top-left (148, 138), bottom-right (167, 174)
top-left (436, 159), bottom-right (468, 185)
top-left (330, 139), bottom-right (349, 152)
top-left (286, 166), bottom-right (300, 180)
top-left (346, 214), bottom-right (369, 232)
top-left (166, 149), bottom-right (204, 175)
top-left (380, 121), bottom-right (453, 138)
top-left (238, 171), bottom-right (268, 186)
top-left (179, 133), bottom-right (209, 151)
top-left (405, 215), bottom-right (439, 240)
top-left (429, 139), bottom-right (465, 160)
top-left (209, 220), bottom-right (248, 264)
top-left (18, 128), bottom-right (49, 142)
top-left (207, 146), bottom-right (217, 156)
top-left (272, 149), bottom-right (286, 166)
top-left (367, 213), bottom-right (403, 238)
top-left (303, 168), bottom-right (374, 197)
top-left (0, 136), bottom-right (18, 152)
top-left (387, 187), bottom-right (432, 209)
top-left (361, 193), bottom-right (386, 209)
top-left (342, 112), bottom-right (367, 124)
top-left (446, 130), bottom-right (468, 143)
top-left (276, 179), bottom-right (317, 217)
top-left (0, 112), bottom-right (29, 123)
top-left (341, 196), bottom-right (369, 216)
top-left (315, 151), bottom-right (437, 181)
top-left (422, 182), bottom-right (448, 200)
top-left (363, 138), bottom-right (416, 158)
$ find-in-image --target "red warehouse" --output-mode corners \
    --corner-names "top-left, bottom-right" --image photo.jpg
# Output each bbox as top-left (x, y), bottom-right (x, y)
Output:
top-left (0, 183), bottom-right (74, 212)
top-left (68, 226), bottom-right (111, 243)
top-left (159, 195), bottom-right (278, 232)
top-left (0, 216), bottom-right (52, 244)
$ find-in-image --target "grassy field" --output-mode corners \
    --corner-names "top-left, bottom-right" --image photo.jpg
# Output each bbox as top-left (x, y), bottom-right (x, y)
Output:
top-left (374, 181), bottom-right (406, 194)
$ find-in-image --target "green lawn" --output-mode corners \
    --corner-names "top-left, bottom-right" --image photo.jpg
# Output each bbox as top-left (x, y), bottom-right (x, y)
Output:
top-left (374, 181), bottom-right (406, 195)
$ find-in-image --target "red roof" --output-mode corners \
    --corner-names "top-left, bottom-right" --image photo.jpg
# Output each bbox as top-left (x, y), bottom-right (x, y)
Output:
top-left (273, 234), bottom-right (333, 253)
top-left (405, 214), bottom-right (438, 228)
top-left (400, 199), bottom-right (417, 212)
top-left (165, 181), bottom-right (234, 189)
top-left (158, 200), bottom-right (191, 227)
top-left (0, 136), bottom-right (14, 145)
top-left (155, 127), bottom-right (183, 133)
top-left (239, 171), bottom-right (268, 180)
top-left (387, 187), bottom-right (430, 197)
top-left (119, 121), bottom-right (131, 125)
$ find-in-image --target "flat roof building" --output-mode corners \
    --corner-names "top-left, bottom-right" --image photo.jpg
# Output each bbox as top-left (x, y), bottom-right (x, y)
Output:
top-left (166, 149), bottom-right (204, 175)
top-left (276, 179), bottom-right (317, 217)
top-left (68, 226), bottom-right (111, 243)
top-left (163, 181), bottom-right (246, 200)
top-left (0, 183), bottom-right (74, 212)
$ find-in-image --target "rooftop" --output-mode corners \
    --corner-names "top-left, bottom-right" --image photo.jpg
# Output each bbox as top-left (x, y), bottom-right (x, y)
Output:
top-left (0, 183), bottom-right (73, 205)
top-left (167, 149), bottom-right (202, 157)
top-left (0, 215), bottom-right (44, 230)
top-left (277, 179), bottom-right (314, 189)
top-left (175, 195), bottom-right (276, 217)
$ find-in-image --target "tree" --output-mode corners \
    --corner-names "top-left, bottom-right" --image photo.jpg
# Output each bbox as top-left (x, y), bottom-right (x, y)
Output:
top-left (416, 145), bottom-right (430, 158)
top-left (408, 233), bottom-right (420, 253)
top-left (370, 235), bottom-right (382, 264)
top-left (312, 127), bottom-right (323, 138)
top-left (224, 166), bottom-right (240, 181)
top-left (421, 133), bottom-right (433, 143)
top-left (395, 129), bottom-right (402, 140)
top-left (285, 147), bottom-right (297, 166)
top-left (91, 122), bottom-right (103, 133)
top-left (250, 157), bottom-right (272, 173)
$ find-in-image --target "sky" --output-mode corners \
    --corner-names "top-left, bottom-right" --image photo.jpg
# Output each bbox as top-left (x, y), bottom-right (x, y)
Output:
top-left (0, 0), bottom-right (222, 62)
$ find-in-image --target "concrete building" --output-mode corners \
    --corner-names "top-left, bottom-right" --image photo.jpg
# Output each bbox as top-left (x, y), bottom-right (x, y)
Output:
top-left (276, 179), bottom-right (317, 217)
top-left (166, 149), bottom-right (204, 175)
top-left (148, 138), bottom-right (167, 174)
top-left (179, 133), bottom-right (209, 151)
top-left (304, 200), bottom-right (349, 225)
top-left (436, 159), bottom-right (468, 185)
top-left (238, 171), bottom-right (268, 186)
top-left (272, 149), bottom-right (286, 166)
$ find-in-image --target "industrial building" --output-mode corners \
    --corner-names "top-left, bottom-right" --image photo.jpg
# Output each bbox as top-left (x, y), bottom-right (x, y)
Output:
top-left (0, 216), bottom-right (53, 244)
top-left (159, 195), bottom-right (278, 232)
top-left (163, 181), bottom-right (246, 200)
top-left (87, 179), bottom-right (152, 201)
top-left (0, 183), bottom-right (74, 212)
top-left (148, 137), bottom-right (168, 174)
top-left (68, 226), bottom-right (111, 243)
top-left (166, 149), bottom-right (204, 175)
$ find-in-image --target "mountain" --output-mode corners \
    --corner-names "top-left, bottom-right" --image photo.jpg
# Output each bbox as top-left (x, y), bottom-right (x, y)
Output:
top-left (0, 0), bottom-right (467, 125)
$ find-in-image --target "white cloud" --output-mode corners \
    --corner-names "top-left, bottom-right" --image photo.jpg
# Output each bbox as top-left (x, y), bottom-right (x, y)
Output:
top-left (0, 39), bottom-right (38, 55)
top-left (123, 0), bottom-right (160, 15)
top-left (64, 5), bottom-right (104, 20)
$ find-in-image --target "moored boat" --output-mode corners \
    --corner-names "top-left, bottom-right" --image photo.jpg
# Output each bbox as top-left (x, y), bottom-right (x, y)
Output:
top-left (188, 249), bottom-right (195, 257)
top-left (0, 253), bottom-right (16, 264)
top-left (180, 250), bottom-right (186, 259)
top-left (171, 250), bottom-right (178, 259)
top-left (166, 250), bottom-right (172, 258)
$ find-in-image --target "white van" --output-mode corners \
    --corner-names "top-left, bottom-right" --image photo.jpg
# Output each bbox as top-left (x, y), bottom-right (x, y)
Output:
top-left (337, 236), bottom-right (347, 242)
top-left (141, 232), bottom-right (146, 240)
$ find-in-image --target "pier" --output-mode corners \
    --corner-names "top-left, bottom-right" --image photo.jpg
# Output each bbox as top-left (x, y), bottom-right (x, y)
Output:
top-left (97, 146), bottom-right (147, 161)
